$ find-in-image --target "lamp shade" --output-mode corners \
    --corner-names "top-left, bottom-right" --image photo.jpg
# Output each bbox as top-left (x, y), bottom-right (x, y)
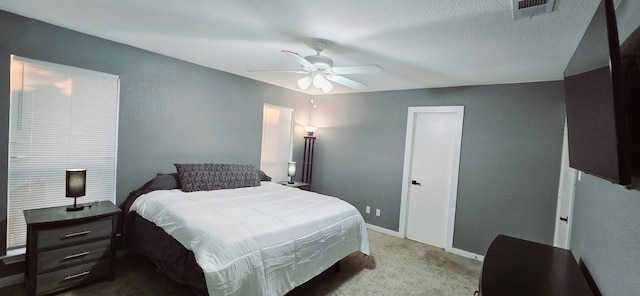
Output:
top-left (321, 81), bottom-right (334, 93)
top-left (303, 125), bottom-right (318, 136)
top-left (288, 162), bottom-right (296, 177)
top-left (297, 76), bottom-right (312, 90)
top-left (312, 72), bottom-right (328, 88)
top-left (66, 169), bottom-right (86, 197)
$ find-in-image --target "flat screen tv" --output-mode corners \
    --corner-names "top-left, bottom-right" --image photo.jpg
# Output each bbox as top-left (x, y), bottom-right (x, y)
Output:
top-left (563, 0), bottom-right (639, 186)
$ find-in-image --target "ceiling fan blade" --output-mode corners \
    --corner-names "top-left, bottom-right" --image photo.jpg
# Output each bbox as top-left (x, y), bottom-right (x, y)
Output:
top-left (332, 64), bottom-right (382, 75)
top-left (282, 50), bottom-right (315, 70)
top-left (247, 69), bottom-right (308, 74)
top-left (327, 75), bottom-right (368, 90)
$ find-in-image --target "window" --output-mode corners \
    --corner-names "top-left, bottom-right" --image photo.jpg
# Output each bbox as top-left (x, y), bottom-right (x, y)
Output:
top-left (260, 104), bottom-right (294, 182)
top-left (6, 56), bottom-right (119, 251)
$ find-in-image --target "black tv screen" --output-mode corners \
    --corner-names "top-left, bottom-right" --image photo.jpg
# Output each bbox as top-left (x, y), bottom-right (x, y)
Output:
top-left (563, 0), bottom-right (631, 185)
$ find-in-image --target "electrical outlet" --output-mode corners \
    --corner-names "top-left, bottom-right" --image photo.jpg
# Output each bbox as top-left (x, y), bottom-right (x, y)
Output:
top-left (365, 206), bottom-right (371, 214)
top-left (376, 209), bottom-right (381, 216)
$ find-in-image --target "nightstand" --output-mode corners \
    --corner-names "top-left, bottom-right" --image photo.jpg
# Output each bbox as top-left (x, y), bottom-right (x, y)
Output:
top-left (276, 181), bottom-right (311, 191)
top-left (23, 201), bottom-right (120, 296)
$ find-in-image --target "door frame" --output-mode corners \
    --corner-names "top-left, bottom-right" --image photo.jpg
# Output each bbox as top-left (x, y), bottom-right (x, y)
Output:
top-left (399, 106), bottom-right (464, 252)
top-left (553, 121), bottom-right (577, 248)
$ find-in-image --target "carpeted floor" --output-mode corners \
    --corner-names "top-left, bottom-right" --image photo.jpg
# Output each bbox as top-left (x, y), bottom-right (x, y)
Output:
top-left (0, 230), bottom-right (481, 295)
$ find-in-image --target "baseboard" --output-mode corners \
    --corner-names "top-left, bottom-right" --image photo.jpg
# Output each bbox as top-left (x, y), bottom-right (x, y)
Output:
top-left (366, 223), bottom-right (402, 237)
top-left (0, 251), bottom-right (24, 289)
top-left (364, 224), bottom-right (484, 262)
top-left (0, 274), bottom-right (23, 289)
top-left (450, 247), bottom-right (484, 262)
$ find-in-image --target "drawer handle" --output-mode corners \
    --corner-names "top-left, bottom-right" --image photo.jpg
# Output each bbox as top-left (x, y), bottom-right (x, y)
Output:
top-left (64, 230), bottom-right (91, 238)
top-left (64, 251), bottom-right (91, 260)
top-left (64, 271), bottom-right (90, 281)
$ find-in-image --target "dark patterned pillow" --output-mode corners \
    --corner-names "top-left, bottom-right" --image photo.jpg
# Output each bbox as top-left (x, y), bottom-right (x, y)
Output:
top-left (174, 163), bottom-right (260, 192)
top-left (257, 170), bottom-right (272, 181)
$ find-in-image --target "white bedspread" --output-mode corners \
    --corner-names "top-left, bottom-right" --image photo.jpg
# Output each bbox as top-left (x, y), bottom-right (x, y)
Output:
top-left (129, 181), bottom-right (370, 296)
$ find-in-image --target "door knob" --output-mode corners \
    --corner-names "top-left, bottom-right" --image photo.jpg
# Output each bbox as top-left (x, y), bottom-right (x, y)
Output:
top-left (560, 216), bottom-right (568, 223)
top-left (411, 180), bottom-right (421, 186)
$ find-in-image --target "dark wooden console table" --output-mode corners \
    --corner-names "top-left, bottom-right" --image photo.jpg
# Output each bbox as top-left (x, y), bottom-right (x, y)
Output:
top-left (480, 235), bottom-right (594, 296)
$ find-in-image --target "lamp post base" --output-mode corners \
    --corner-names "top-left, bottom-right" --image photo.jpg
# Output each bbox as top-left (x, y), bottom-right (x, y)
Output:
top-left (66, 205), bottom-right (84, 212)
top-left (66, 197), bottom-right (84, 211)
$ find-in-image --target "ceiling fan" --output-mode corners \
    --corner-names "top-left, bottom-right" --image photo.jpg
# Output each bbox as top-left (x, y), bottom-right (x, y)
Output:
top-left (250, 40), bottom-right (382, 93)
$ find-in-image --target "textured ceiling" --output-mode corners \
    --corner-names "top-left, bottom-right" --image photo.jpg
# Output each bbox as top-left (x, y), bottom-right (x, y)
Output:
top-left (0, 0), bottom-right (621, 95)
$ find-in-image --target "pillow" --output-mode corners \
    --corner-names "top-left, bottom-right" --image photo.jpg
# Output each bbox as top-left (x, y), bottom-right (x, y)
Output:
top-left (144, 173), bottom-right (180, 191)
top-left (174, 163), bottom-right (261, 192)
top-left (257, 170), bottom-right (272, 181)
top-left (122, 173), bottom-right (180, 214)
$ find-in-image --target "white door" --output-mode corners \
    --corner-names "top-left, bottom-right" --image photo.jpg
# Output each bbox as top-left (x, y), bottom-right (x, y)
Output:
top-left (401, 106), bottom-right (464, 250)
top-left (554, 121), bottom-right (576, 249)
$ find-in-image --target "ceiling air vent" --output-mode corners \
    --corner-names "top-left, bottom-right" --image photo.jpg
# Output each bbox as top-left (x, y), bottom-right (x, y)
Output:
top-left (512, 0), bottom-right (555, 20)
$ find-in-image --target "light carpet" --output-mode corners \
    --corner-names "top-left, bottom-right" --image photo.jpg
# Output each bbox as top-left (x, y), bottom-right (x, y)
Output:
top-left (289, 229), bottom-right (481, 295)
top-left (0, 229), bottom-right (482, 295)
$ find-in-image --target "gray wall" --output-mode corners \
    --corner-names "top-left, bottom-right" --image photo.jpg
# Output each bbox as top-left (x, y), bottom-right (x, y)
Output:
top-left (0, 10), bottom-right (309, 254)
top-left (312, 82), bottom-right (567, 254)
top-left (0, 9), bottom-right (568, 258)
top-left (568, 1), bottom-right (640, 295)
top-left (2, 3), bottom-right (639, 294)
top-left (571, 174), bottom-right (640, 295)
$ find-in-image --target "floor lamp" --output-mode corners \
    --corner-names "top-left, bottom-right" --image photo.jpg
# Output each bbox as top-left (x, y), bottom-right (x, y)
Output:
top-left (302, 127), bottom-right (317, 183)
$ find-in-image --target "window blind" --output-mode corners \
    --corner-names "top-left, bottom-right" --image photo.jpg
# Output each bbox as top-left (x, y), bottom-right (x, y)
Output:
top-left (260, 104), bottom-right (294, 182)
top-left (7, 56), bottom-right (119, 250)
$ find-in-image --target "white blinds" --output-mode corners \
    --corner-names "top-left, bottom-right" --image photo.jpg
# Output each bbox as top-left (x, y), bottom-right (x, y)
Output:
top-left (7, 56), bottom-right (119, 249)
top-left (260, 104), bottom-right (294, 182)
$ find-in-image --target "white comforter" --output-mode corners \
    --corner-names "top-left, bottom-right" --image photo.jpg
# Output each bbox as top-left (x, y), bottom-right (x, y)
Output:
top-left (129, 181), bottom-right (370, 296)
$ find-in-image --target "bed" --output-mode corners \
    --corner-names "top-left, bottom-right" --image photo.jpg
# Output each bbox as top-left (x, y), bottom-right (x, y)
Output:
top-left (121, 163), bottom-right (370, 296)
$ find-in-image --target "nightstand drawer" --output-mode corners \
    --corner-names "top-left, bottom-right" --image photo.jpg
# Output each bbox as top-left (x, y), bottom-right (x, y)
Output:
top-left (37, 218), bottom-right (112, 249)
top-left (36, 259), bottom-right (111, 295)
top-left (37, 239), bottom-right (111, 274)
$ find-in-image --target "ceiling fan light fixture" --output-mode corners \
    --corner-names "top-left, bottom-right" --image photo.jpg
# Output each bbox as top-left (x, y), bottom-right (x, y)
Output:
top-left (297, 76), bottom-right (312, 90)
top-left (321, 81), bottom-right (333, 93)
top-left (312, 72), bottom-right (328, 88)
top-left (256, 42), bottom-right (382, 93)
